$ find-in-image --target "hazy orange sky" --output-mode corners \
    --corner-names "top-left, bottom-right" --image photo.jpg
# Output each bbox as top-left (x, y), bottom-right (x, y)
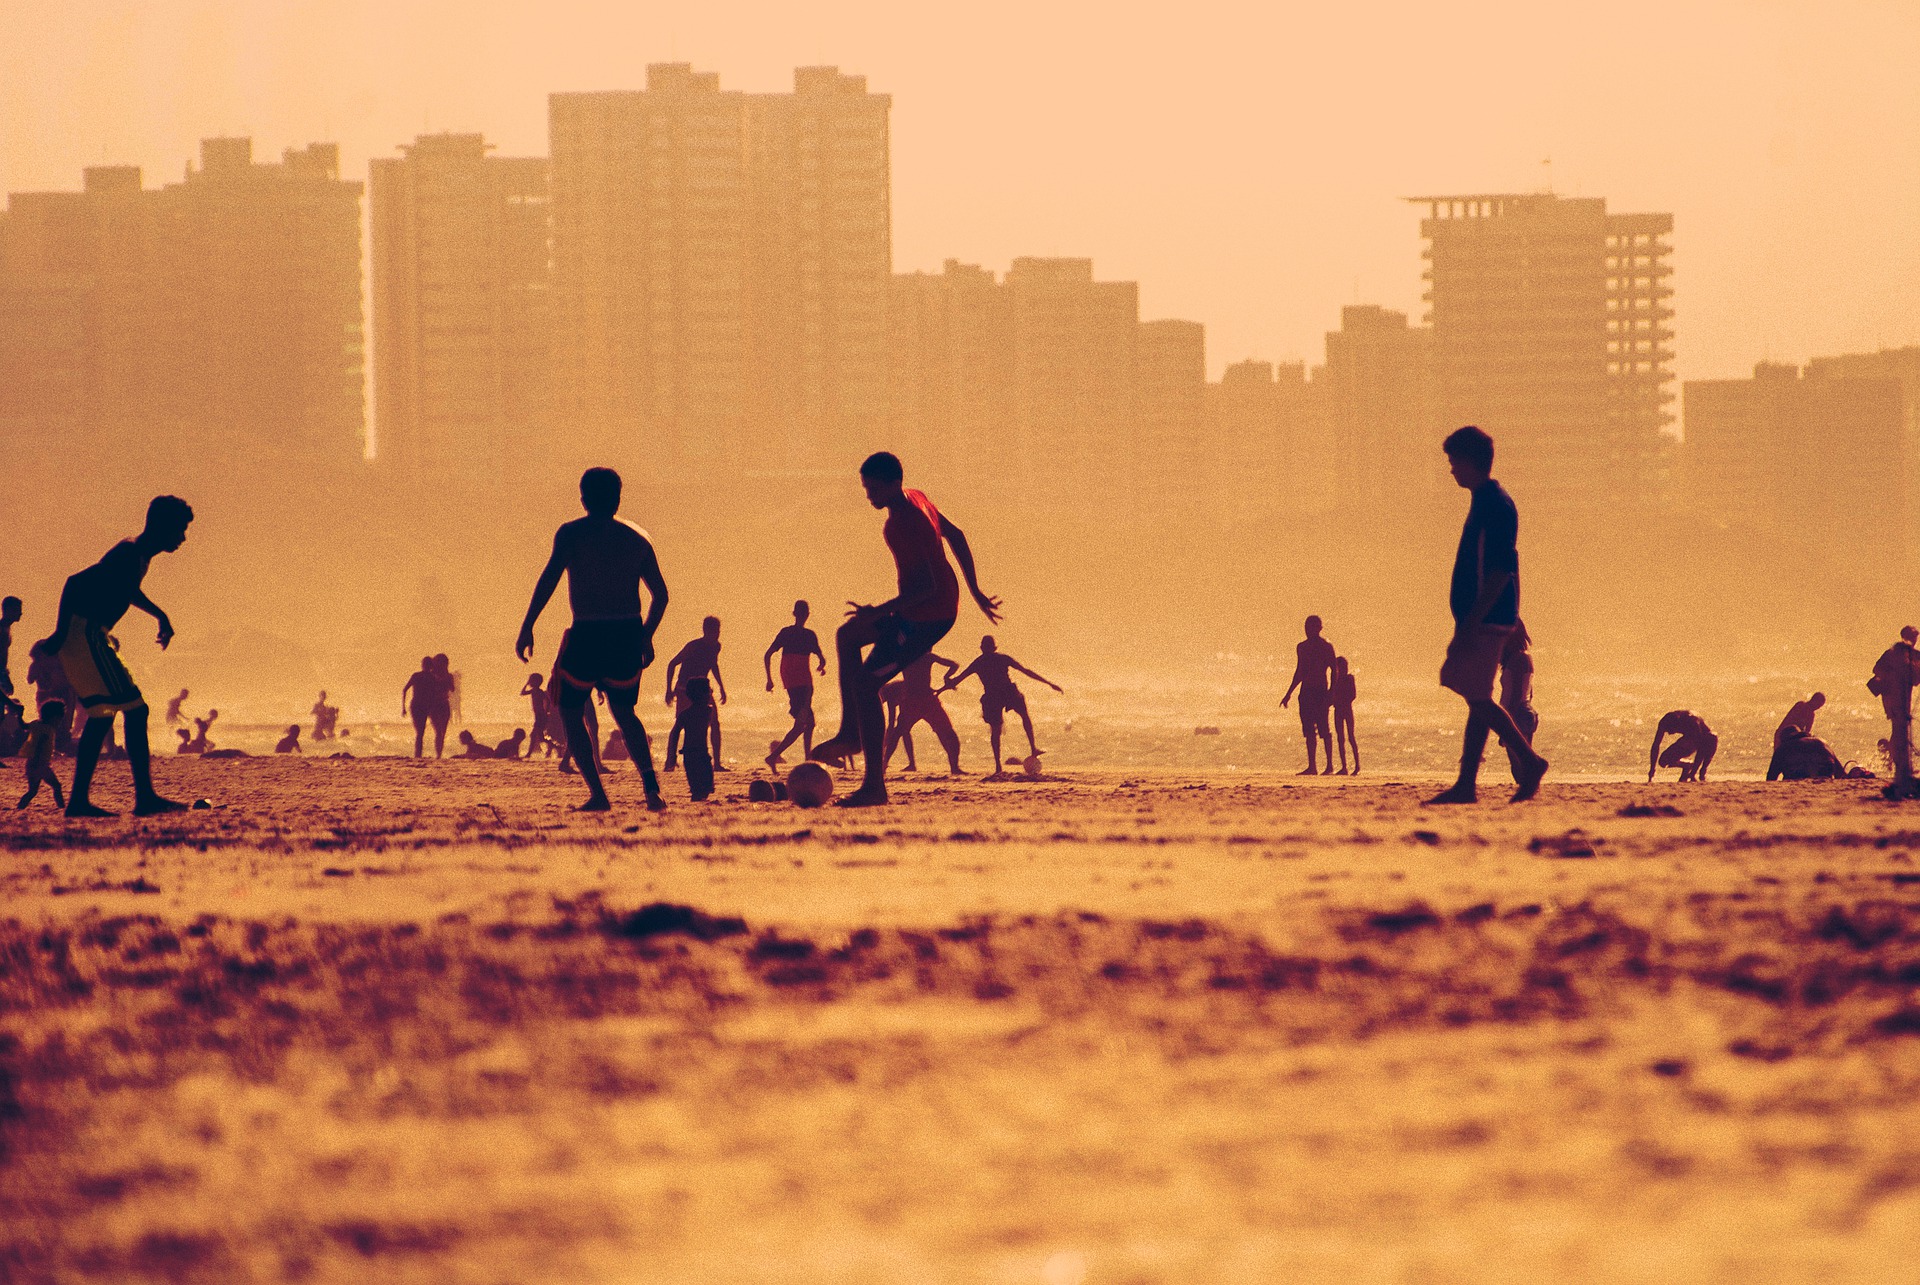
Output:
top-left (4, 0), bottom-right (1915, 383)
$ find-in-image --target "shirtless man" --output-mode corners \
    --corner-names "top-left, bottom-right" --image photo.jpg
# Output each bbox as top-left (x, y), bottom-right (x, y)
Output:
top-left (1649, 710), bottom-right (1719, 783)
top-left (943, 636), bottom-right (1060, 778)
top-left (1870, 627), bottom-right (1920, 797)
top-left (0, 595), bottom-right (21, 706)
top-left (401, 657), bottom-right (449, 758)
top-left (809, 452), bottom-right (1001, 807)
top-left (517, 467), bottom-right (669, 812)
top-left (165, 688), bottom-right (189, 725)
top-left (1774, 692), bottom-right (1825, 750)
top-left (884, 652), bottom-right (963, 776)
top-left (663, 616), bottom-right (726, 772)
top-left (1280, 615), bottom-right (1338, 775)
top-left (764, 601), bottom-right (827, 767)
top-left (34, 495), bottom-right (194, 816)
top-left (311, 691), bottom-right (339, 741)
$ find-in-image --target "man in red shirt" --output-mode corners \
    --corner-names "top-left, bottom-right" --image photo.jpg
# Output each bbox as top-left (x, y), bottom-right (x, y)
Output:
top-left (810, 452), bottom-right (1001, 807)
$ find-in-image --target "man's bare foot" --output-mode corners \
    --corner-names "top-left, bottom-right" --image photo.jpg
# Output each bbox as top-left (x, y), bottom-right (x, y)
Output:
top-left (1511, 755), bottom-right (1549, 803)
top-left (765, 752), bottom-right (784, 770)
top-left (985, 770), bottom-right (1008, 782)
top-left (65, 801), bottom-right (116, 818)
top-left (645, 793), bottom-right (667, 813)
top-left (713, 763), bottom-right (731, 772)
top-left (835, 784), bottom-right (889, 808)
top-left (1296, 767), bottom-right (1318, 776)
top-left (1321, 764), bottom-right (1337, 775)
top-left (949, 767), bottom-right (969, 776)
top-left (133, 794), bottom-right (189, 816)
top-left (1425, 784), bottom-right (1477, 805)
top-left (807, 735), bottom-right (858, 767)
top-left (576, 796), bottom-right (612, 812)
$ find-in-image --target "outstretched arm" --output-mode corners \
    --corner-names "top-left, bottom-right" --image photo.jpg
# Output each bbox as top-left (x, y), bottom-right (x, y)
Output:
top-left (1011, 659), bottom-right (1063, 693)
top-left (938, 516), bottom-right (1002, 623)
top-left (943, 659), bottom-right (982, 692)
top-left (932, 654), bottom-right (961, 686)
top-left (129, 588), bottom-right (175, 649)
top-left (517, 531), bottom-right (569, 662)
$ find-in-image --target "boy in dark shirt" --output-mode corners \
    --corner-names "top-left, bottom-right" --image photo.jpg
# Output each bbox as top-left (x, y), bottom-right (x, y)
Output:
top-left (1428, 429), bottom-right (1547, 805)
top-left (17, 699), bottom-right (66, 810)
top-left (34, 496), bottom-right (194, 817)
top-left (675, 677), bottom-right (715, 801)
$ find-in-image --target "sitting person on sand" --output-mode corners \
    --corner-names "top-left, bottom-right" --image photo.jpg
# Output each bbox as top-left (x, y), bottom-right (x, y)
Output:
top-left (275, 724), bottom-right (302, 754)
top-left (493, 729), bottom-right (527, 760)
top-left (1774, 692), bottom-right (1825, 750)
top-left (1767, 727), bottom-right (1845, 781)
top-left (456, 730), bottom-right (494, 759)
top-left (184, 710), bottom-right (217, 755)
top-left (1649, 710), bottom-right (1718, 783)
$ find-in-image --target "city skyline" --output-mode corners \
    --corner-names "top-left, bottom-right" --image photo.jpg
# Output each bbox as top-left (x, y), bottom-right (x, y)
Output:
top-left (3, 0), bottom-right (1913, 388)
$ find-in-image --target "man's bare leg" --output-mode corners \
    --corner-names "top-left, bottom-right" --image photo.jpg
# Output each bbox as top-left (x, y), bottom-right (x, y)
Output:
top-left (900, 728), bottom-right (918, 771)
top-left (126, 707), bottom-right (185, 815)
top-left (709, 712), bottom-right (724, 770)
top-left (413, 717), bottom-right (426, 758)
top-left (810, 616), bottom-right (880, 767)
top-left (604, 692), bottom-right (665, 811)
top-left (835, 671), bottom-right (890, 807)
top-left (1299, 726), bottom-right (1318, 775)
top-left (432, 714), bottom-right (448, 759)
top-left (66, 716), bottom-right (117, 817)
top-left (1018, 708), bottom-right (1040, 758)
top-left (1320, 727), bottom-right (1336, 775)
top-left (1429, 699), bottom-right (1545, 804)
top-left (988, 722), bottom-right (1005, 777)
top-left (561, 698), bottom-right (611, 810)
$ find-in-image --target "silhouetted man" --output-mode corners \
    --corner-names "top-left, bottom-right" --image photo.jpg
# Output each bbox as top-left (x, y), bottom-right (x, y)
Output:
top-left (1428, 427), bottom-right (1548, 805)
top-left (165, 688), bottom-right (188, 725)
top-left (1871, 627), bottom-right (1920, 798)
top-left (401, 656), bottom-right (450, 759)
top-left (1774, 692), bottom-right (1825, 750)
top-left (663, 616), bottom-right (726, 772)
top-left (884, 652), bottom-right (963, 776)
top-left (518, 468), bottom-right (669, 811)
top-left (764, 600), bottom-right (827, 768)
top-left (34, 495), bottom-right (194, 817)
top-left (809, 452), bottom-right (1001, 807)
top-left (522, 673), bottom-right (557, 758)
top-left (1281, 615), bottom-right (1338, 775)
top-left (1767, 727), bottom-right (1845, 781)
top-left (1649, 710), bottom-right (1718, 783)
top-left (945, 635), bottom-right (1060, 778)
top-left (311, 690), bottom-right (339, 741)
top-left (0, 595), bottom-right (21, 705)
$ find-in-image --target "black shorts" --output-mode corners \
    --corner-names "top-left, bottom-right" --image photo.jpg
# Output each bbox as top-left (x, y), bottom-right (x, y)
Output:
top-left (1298, 689), bottom-right (1331, 733)
top-left (864, 615), bottom-right (953, 683)
top-left (557, 619), bottom-right (651, 706)
top-left (981, 687), bottom-right (1027, 726)
top-left (787, 685), bottom-right (814, 719)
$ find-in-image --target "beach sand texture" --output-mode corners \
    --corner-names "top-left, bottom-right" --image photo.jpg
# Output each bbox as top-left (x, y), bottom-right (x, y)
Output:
top-left (6, 758), bottom-right (1920, 1282)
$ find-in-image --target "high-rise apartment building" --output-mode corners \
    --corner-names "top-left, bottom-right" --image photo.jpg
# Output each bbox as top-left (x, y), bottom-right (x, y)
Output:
top-left (549, 64), bottom-right (889, 475)
top-left (1411, 193), bottom-right (1673, 508)
top-left (1207, 359), bottom-right (1314, 515)
top-left (370, 133), bottom-right (550, 484)
top-left (1315, 305), bottom-right (1437, 514)
top-left (1135, 319), bottom-right (1207, 518)
top-left (886, 260), bottom-right (1015, 479)
top-left (1006, 257), bottom-right (1139, 506)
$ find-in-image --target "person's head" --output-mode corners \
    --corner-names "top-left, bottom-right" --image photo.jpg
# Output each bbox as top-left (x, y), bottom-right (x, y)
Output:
top-left (459, 730), bottom-right (476, 745)
top-left (1904, 626), bottom-right (1917, 646)
top-left (580, 467), bottom-right (622, 517)
top-left (1443, 426), bottom-right (1496, 488)
top-left (177, 728), bottom-right (190, 743)
top-left (1, 596), bottom-right (20, 623)
top-left (793, 599), bottom-right (810, 624)
top-left (317, 690), bottom-right (326, 700)
top-left (420, 655), bottom-right (433, 670)
top-left (1304, 615), bottom-right (1322, 637)
top-left (1334, 656), bottom-right (1349, 675)
top-left (981, 635), bottom-right (998, 654)
top-left (508, 728), bottom-right (524, 742)
top-left (527, 673), bottom-right (543, 689)
top-left (142, 495), bottom-right (194, 551)
top-left (178, 688), bottom-right (189, 698)
top-left (39, 698), bottom-right (64, 725)
top-left (433, 653), bottom-right (450, 673)
top-left (1811, 692), bottom-right (1827, 710)
top-left (702, 615), bottom-right (720, 640)
top-left (286, 724), bottom-right (299, 736)
top-left (859, 451), bottom-right (905, 509)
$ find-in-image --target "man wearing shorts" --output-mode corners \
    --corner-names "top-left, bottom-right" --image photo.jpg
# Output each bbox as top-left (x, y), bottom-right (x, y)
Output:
top-left (662, 616), bottom-right (726, 772)
top-left (1428, 427), bottom-right (1548, 805)
top-left (944, 636), bottom-right (1061, 778)
top-left (517, 467), bottom-right (669, 812)
top-left (809, 452), bottom-right (1002, 807)
top-left (35, 495), bottom-right (194, 817)
top-left (764, 600), bottom-right (827, 767)
top-left (883, 652), bottom-right (963, 776)
top-left (1280, 615), bottom-right (1338, 775)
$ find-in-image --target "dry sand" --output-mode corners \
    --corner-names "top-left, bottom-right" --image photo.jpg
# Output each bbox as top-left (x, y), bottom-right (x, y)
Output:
top-left (5, 757), bottom-right (1920, 1283)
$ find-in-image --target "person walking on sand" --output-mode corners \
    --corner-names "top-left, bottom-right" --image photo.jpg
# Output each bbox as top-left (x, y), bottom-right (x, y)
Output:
top-left (1331, 656), bottom-right (1359, 775)
top-left (1427, 427), bottom-right (1548, 805)
top-left (764, 600), bottom-right (827, 768)
top-left (808, 452), bottom-right (1002, 808)
top-left (1774, 692), bottom-right (1826, 750)
top-left (33, 495), bottom-right (195, 816)
top-left (943, 635), bottom-right (1061, 779)
top-left (1498, 619), bottom-right (1539, 784)
top-left (663, 617), bottom-right (727, 772)
top-left (402, 656), bottom-right (451, 758)
top-left (1648, 710), bottom-right (1718, 783)
top-left (884, 652), bottom-right (964, 776)
top-left (1281, 615), bottom-right (1338, 775)
top-left (517, 467), bottom-right (669, 812)
top-left (1871, 627), bottom-right (1920, 798)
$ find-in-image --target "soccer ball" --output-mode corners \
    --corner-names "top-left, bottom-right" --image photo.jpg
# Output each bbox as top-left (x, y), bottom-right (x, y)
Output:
top-left (787, 762), bottom-right (835, 808)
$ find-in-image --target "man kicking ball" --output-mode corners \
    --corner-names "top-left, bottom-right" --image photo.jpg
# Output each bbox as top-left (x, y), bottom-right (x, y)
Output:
top-left (809, 452), bottom-right (1001, 807)
top-left (35, 495), bottom-right (194, 817)
top-left (517, 467), bottom-right (669, 812)
top-left (943, 635), bottom-right (1062, 778)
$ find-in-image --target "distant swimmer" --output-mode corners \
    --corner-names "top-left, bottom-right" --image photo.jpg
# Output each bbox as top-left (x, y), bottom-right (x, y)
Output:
top-left (1281, 616), bottom-right (1338, 775)
top-left (311, 691), bottom-right (339, 741)
top-left (1767, 727), bottom-right (1845, 781)
top-left (32, 495), bottom-right (195, 817)
top-left (1774, 692), bottom-right (1825, 750)
top-left (494, 729), bottom-right (527, 760)
top-left (517, 467), bottom-right (670, 812)
top-left (1427, 428), bottom-right (1548, 805)
top-left (401, 656), bottom-right (451, 759)
top-left (165, 688), bottom-right (189, 725)
top-left (663, 617), bottom-right (726, 773)
top-left (275, 724), bottom-right (302, 755)
top-left (521, 673), bottom-right (557, 758)
top-left (673, 676), bottom-right (716, 801)
top-left (943, 636), bottom-right (1061, 779)
top-left (0, 595), bottom-right (21, 705)
top-left (1331, 656), bottom-right (1359, 775)
top-left (456, 730), bottom-right (493, 759)
top-left (764, 600), bottom-right (827, 768)
top-left (1649, 711), bottom-right (1718, 783)
top-left (16, 699), bottom-right (66, 811)
top-left (1499, 620), bottom-right (1539, 784)
top-left (808, 452), bottom-right (1001, 808)
top-left (1870, 626), bottom-right (1920, 798)
top-left (884, 652), bottom-right (963, 776)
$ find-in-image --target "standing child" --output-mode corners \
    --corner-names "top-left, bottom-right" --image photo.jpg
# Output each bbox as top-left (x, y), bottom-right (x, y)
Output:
top-left (675, 677), bottom-right (715, 801)
top-left (1331, 657), bottom-right (1359, 775)
top-left (17, 700), bottom-right (67, 810)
